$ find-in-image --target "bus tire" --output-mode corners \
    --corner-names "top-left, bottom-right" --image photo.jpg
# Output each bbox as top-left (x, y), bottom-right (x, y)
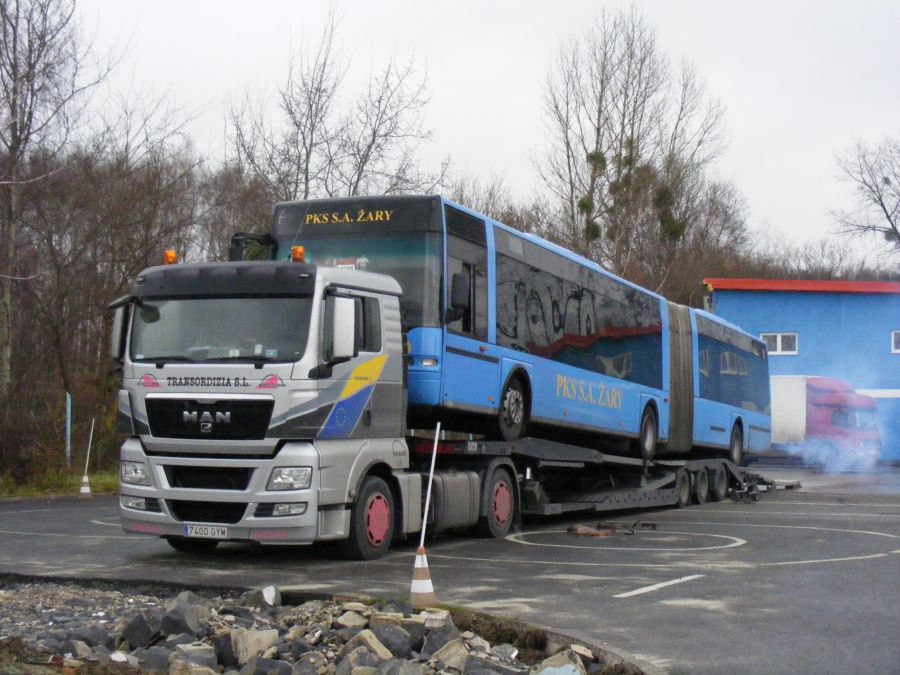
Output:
top-left (165, 537), bottom-right (219, 553)
top-left (343, 475), bottom-right (394, 560)
top-left (675, 470), bottom-right (691, 508)
top-left (693, 468), bottom-right (709, 505)
top-left (711, 467), bottom-right (728, 501)
top-left (637, 406), bottom-right (658, 461)
top-left (478, 467), bottom-right (516, 538)
top-left (729, 425), bottom-right (744, 466)
top-left (497, 376), bottom-right (528, 442)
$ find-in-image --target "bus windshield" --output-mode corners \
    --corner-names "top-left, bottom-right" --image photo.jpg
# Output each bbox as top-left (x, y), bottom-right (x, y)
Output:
top-left (131, 297), bottom-right (313, 364)
top-left (279, 232), bottom-right (442, 328)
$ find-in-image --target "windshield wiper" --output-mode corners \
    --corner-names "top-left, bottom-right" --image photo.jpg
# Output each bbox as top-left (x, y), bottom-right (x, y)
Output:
top-left (143, 356), bottom-right (197, 368)
top-left (200, 355), bottom-right (272, 369)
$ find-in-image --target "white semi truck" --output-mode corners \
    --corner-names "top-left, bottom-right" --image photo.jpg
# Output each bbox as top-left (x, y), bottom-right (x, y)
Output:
top-left (110, 255), bottom-right (752, 559)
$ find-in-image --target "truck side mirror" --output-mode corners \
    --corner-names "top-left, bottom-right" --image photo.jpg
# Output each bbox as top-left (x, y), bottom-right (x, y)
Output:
top-left (331, 296), bottom-right (358, 361)
top-left (110, 305), bottom-right (129, 362)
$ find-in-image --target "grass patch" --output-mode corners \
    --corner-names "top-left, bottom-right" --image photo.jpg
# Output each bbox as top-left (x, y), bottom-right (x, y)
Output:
top-left (0, 470), bottom-right (118, 498)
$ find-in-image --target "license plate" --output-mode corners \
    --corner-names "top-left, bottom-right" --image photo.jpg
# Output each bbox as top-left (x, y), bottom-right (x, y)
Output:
top-left (183, 525), bottom-right (228, 539)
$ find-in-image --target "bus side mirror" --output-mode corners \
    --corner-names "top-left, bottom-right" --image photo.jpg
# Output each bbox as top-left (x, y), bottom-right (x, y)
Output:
top-left (447, 272), bottom-right (470, 323)
top-left (110, 304), bottom-right (129, 362)
top-left (331, 296), bottom-right (358, 361)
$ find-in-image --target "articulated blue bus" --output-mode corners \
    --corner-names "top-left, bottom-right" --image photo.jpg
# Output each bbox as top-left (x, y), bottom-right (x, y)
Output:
top-left (265, 195), bottom-right (770, 462)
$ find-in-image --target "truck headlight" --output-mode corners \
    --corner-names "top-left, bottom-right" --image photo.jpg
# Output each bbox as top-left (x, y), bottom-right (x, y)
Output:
top-left (120, 460), bottom-right (151, 486)
top-left (267, 467), bottom-right (312, 491)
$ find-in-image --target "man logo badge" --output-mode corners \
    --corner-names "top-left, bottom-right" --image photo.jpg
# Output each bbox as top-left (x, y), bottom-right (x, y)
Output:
top-left (183, 410), bottom-right (231, 433)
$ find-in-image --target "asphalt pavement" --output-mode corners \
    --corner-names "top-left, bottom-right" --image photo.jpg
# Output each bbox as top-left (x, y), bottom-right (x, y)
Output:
top-left (1, 465), bottom-right (899, 675)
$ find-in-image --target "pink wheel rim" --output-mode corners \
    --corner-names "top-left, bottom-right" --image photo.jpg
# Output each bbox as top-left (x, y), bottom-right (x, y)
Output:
top-left (365, 493), bottom-right (390, 546)
top-left (492, 480), bottom-right (512, 527)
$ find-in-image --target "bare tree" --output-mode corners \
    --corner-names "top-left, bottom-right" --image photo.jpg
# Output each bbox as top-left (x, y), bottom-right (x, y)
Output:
top-left (0, 0), bottom-right (107, 399)
top-left (536, 6), bottom-right (731, 293)
top-left (834, 137), bottom-right (900, 251)
top-left (230, 15), bottom-right (444, 205)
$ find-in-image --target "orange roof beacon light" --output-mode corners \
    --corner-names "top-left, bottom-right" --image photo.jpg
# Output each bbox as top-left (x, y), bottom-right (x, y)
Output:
top-left (291, 245), bottom-right (306, 263)
top-left (163, 249), bottom-right (177, 265)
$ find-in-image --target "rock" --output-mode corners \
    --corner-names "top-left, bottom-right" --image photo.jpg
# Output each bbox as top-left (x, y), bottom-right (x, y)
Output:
top-left (174, 591), bottom-right (209, 607)
top-left (162, 602), bottom-right (203, 636)
top-left (336, 645), bottom-right (380, 675)
top-left (529, 648), bottom-right (587, 675)
top-left (165, 633), bottom-right (197, 648)
top-left (339, 629), bottom-right (393, 662)
top-left (240, 655), bottom-right (293, 675)
top-left (421, 620), bottom-right (459, 656)
top-left (420, 609), bottom-right (451, 629)
top-left (370, 613), bottom-right (404, 629)
top-left (122, 610), bottom-right (162, 649)
top-left (378, 659), bottom-right (424, 675)
top-left (175, 642), bottom-right (218, 669)
top-left (232, 627), bottom-right (280, 665)
top-left (289, 637), bottom-right (314, 659)
top-left (491, 644), bottom-right (519, 661)
top-left (214, 631), bottom-right (238, 669)
top-left (371, 625), bottom-right (413, 658)
top-left (465, 635), bottom-right (490, 653)
top-left (169, 659), bottom-right (219, 675)
top-left (336, 611), bottom-right (369, 629)
top-left (239, 585), bottom-right (282, 608)
top-left (465, 655), bottom-right (527, 675)
top-left (62, 638), bottom-right (92, 659)
top-left (342, 602), bottom-right (370, 613)
top-left (569, 644), bottom-right (594, 667)
top-left (431, 638), bottom-right (469, 671)
top-left (70, 624), bottom-right (113, 649)
top-left (134, 645), bottom-right (174, 673)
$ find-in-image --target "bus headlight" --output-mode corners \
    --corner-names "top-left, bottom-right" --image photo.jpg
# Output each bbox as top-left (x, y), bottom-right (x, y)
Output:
top-left (120, 461), bottom-right (151, 486)
top-left (267, 467), bottom-right (312, 491)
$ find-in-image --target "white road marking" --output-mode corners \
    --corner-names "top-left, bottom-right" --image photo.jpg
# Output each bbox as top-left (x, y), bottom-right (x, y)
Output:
top-left (614, 574), bottom-right (705, 598)
top-left (90, 519), bottom-right (119, 527)
top-left (507, 529), bottom-right (746, 552)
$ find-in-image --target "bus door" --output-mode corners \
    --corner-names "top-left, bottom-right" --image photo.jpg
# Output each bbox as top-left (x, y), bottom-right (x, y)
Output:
top-left (441, 208), bottom-right (499, 415)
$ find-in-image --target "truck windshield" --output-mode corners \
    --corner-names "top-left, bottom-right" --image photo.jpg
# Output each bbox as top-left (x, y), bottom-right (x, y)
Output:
top-left (131, 297), bottom-right (313, 364)
top-left (831, 408), bottom-right (878, 430)
top-left (280, 232), bottom-right (441, 328)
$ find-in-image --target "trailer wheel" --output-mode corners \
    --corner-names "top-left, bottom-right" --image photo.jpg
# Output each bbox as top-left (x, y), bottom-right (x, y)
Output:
top-left (675, 470), bottom-right (691, 508)
top-left (478, 468), bottom-right (516, 538)
top-left (637, 406), bottom-right (658, 461)
top-left (710, 467), bottom-right (728, 501)
top-left (343, 475), bottom-right (394, 560)
top-left (692, 469), bottom-right (709, 505)
top-left (165, 537), bottom-right (219, 553)
top-left (729, 425), bottom-right (744, 466)
top-left (497, 377), bottom-right (528, 441)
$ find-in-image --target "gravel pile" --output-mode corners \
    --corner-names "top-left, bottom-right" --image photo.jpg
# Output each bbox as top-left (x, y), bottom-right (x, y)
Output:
top-left (0, 579), bottom-right (641, 674)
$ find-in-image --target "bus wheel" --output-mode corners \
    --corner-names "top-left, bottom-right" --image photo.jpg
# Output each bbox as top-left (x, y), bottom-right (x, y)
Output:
top-left (675, 470), bottom-right (691, 508)
top-left (343, 475), bottom-right (394, 560)
top-left (728, 425), bottom-right (744, 466)
top-left (710, 467), bottom-right (729, 501)
top-left (497, 377), bottom-right (528, 441)
top-left (693, 468), bottom-right (709, 505)
top-left (165, 537), bottom-right (219, 553)
top-left (478, 468), bottom-right (516, 538)
top-left (637, 406), bottom-right (658, 461)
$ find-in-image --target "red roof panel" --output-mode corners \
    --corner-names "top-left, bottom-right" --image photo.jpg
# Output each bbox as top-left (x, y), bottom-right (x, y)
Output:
top-left (703, 278), bottom-right (900, 294)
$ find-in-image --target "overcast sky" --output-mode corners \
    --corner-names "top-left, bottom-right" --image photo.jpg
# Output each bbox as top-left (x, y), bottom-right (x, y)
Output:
top-left (77, 0), bottom-right (900, 248)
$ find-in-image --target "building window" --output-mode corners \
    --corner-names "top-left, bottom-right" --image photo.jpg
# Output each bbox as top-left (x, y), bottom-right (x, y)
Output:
top-left (761, 332), bottom-right (798, 355)
top-left (893, 330), bottom-right (900, 354)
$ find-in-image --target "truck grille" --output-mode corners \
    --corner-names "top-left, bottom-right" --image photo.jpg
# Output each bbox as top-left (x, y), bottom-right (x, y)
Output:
top-left (165, 466), bottom-right (254, 490)
top-left (167, 500), bottom-right (247, 524)
top-left (146, 399), bottom-right (273, 440)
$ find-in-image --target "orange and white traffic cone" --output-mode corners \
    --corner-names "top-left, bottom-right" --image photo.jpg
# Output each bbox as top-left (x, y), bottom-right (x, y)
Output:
top-left (410, 546), bottom-right (438, 609)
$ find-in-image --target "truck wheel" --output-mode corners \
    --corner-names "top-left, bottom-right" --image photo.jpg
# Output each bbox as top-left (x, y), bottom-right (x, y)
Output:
top-left (710, 467), bottom-right (728, 501)
top-left (165, 537), bottom-right (219, 553)
top-left (637, 406), bottom-right (658, 461)
top-left (497, 377), bottom-right (528, 441)
top-left (675, 470), bottom-right (691, 508)
top-left (692, 468), bottom-right (709, 505)
top-left (343, 476), bottom-right (394, 560)
top-left (478, 468), bottom-right (516, 538)
top-left (728, 425), bottom-right (744, 466)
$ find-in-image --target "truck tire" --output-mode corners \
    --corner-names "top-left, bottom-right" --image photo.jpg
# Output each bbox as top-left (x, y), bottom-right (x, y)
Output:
top-left (343, 475), bottom-right (395, 560)
top-left (692, 468), bottom-right (709, 505)
top-left (165, 537), bottom-right (219, 553)
top-left (497, 377), bottom-right (528, 441)
top-left (478, 468), bottom-right (516, 538)
top-left (729, 425), bottom-right (744, 466)
top-left (637, 406), bottom-right (658, 461)
top-left (711, 467), bottom-right (728, 501)
top-left (675, 470), bottom-right (691, 508)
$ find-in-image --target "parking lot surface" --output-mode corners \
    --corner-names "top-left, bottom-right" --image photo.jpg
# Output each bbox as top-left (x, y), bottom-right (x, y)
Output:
top-left (2, 465), bottom-right (899, 674)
